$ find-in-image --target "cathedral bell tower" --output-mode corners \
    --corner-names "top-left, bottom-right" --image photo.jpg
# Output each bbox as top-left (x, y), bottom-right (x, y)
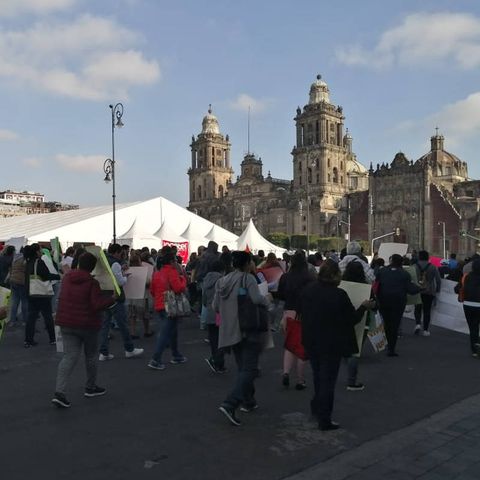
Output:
top-left (291, 75), bottom-right (353, 236)
top-left (188, 106), bottom-right (233, 217)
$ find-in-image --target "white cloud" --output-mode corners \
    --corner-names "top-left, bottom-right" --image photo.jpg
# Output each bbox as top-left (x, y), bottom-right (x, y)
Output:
top-left (337, 12), bottom-right (480, 69)
top-left (22, 157), bottom-right (42, 168)
top-left (229, 93), bottom-right (272, 113)
top-left (55, 154), bottom-right (105, 172)
top-left (0, 14), bottom-right (161, 100)
top-left (0, 129), bottom-right (19, 141)
top-left (395, 91), bottom-right (480, 148)
top-left (0, 0), bottom-right (75, 17)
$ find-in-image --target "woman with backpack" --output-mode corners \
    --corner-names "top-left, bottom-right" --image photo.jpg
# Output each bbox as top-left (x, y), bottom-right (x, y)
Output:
top-left (147, 247), bottom-right (187, 370)
top-left (414, 250), bottom-right (441, 336)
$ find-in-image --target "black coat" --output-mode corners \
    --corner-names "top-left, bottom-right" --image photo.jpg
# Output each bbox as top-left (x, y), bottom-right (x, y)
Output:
top-left (299, 281), bottom-right (365, 357)
top-left (277, 269), bottom-right (315, 311)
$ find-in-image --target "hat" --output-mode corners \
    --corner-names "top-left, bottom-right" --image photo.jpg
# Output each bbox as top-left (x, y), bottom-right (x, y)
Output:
top-left (346, 241), bottom-right (361, 255)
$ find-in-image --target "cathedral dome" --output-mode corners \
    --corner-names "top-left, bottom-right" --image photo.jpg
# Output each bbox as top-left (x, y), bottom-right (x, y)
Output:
top-left (309, 74), bottom-right (330, 104)
top-left (346, 158), bottom-right (368, 174)
top-left (201, 106), bottom-right (220, 134)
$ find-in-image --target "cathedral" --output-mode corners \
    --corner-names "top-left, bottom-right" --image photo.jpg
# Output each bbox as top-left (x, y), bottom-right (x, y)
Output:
top-left (188, 76), bottom-right (480, 258)
top-left (187, 76), bottom-right (368, 239)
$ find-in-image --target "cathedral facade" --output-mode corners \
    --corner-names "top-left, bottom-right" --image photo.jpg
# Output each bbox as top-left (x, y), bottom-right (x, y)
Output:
top-left (187, 76), bottom-right (369, 239)
top-left (188, 76), bottom-right (480, 258)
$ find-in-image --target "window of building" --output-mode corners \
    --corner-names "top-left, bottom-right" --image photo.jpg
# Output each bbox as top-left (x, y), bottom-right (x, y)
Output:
top-left (340, 161), bottom-right (344, 170)
top-left (277, 214), bottom-right (284, 224)
top-left (302, 225), bottom-right (306, 232)
top-left (316, 174), bottom-right (320, 183)
top-left (333, 167), bottom-right (338, 183)
top-left (299, 161), bottom-right (302, 171)
top-left (328, 158), bottom-right (331, 167)
top-left (218, 185), bottom-right (224, 198)
top-left (340, 176), bottom-right (343, 184)
top-left (328, 173), bottom-right (331, 182)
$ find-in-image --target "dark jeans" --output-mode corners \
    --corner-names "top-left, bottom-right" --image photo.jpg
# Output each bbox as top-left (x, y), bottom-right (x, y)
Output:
top-left (463, 306), bottom-right (480, 353)
top-left (10, 283), bottom-right (28, 324)
top-left (25, 296), bottom-right (55, 343)
top-left (414, 294), bottom-right (435, 331)
top-left (223, 338), bottom-right (262, 410)
top-left (207, 324), bottom-right (224, 369)
top-left (99, 302), bottom-right (133, 355)
top-left (55, 327), bottom-right (98, 394)
top-left (310, 353), bottom-right (342, 426)
top-left (379, 303), bottom-right (406, 354)
top-left (152, 310), bottom-right (181, 363)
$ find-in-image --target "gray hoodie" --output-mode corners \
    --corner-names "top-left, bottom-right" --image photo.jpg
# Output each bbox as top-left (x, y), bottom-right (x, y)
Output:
top-left (202, 271), bottom-right (223, 325)
top-left (213, 270), bottom-right (269, 349)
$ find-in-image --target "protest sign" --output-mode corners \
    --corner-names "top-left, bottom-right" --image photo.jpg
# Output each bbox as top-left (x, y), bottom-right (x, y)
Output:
top-left (162, 240), bottom-right (189, 264)
top-left (0, 286), bottom-right (11, 341)
top-left (5, 236), bottom-right (25, 252)
top-left (85, 246), bottom-right (121, 295)
top-left (403, 265), bottom-right (422, 305)
top-left (377, 243), bottom-right (408, 262)
top-left (123, 266), bottom-right (149, 300)
top-left (50, 237), bottom-right (62, 265)
top-left (339, 281), bottom-right (372, 355)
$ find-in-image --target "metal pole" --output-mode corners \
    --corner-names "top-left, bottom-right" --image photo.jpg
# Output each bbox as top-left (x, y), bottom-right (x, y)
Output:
top-left (110, 105), bottom-right (116, 244)
top-left (443, 222), bottom-right (446, 259)
top-left (371, 231), bottom-right (396, 258)
top-left (306, 169), bottom-right (310, 254)
top-left (347, 195), bottom-right (351, 242)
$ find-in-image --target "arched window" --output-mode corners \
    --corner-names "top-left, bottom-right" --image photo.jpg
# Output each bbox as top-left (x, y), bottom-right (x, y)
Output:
top-left (328, 158), bottom-right (331, 167)
top-left (197, 185), bottom-right (201, 199)
top-left (333, 167), bottom-right (338, 183)
top-left (218, 185), bottom-right (224, 198)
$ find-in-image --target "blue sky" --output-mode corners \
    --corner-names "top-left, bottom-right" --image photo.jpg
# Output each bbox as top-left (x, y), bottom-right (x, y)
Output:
top-left (2, 0), bottom-right (480, 207)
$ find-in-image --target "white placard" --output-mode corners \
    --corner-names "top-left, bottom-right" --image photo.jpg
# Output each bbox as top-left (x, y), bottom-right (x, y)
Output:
top-left (5, 236), bottom-right (26, 252)
top-left (123, 266), bottom-right (149, 300)
top-left (377, 243), bottom-right (408, 262)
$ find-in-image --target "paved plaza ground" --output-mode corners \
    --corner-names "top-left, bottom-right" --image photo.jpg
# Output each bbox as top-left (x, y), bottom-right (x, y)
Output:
top-left (1, 315), bottom-right (480, 480)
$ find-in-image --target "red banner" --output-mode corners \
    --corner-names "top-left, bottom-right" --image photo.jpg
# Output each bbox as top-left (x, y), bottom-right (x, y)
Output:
top-left (162, 240), bottom-right (189, 264)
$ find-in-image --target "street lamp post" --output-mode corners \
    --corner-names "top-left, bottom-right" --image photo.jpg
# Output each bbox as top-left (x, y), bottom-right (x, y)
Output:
top-left (305, 157), bottom-right (316, 254)
top-left (438, 221), bottom-right (446, 259)
top-left (371, 230), bottom-right (396, 257)
top-left (104, 103), bottom-right (124, 244)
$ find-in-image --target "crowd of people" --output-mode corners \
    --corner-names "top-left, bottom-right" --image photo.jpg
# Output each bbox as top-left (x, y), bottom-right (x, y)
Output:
top-left (0, 238), bottom-right (478, 431)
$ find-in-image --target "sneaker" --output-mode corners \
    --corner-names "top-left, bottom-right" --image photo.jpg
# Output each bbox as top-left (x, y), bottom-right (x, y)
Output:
top-left (51, 392), bottom-right (71, 408)
top-left (219, 405), bottom-right (242, 426)
top-left (203, 338), bottom-right (210, 344)
top-left (170, 356), bottom-right (188, 364)
top-left (414, 324), bottom-right (421, 335)
top-left (282, 373), bottom-right (290, 389)
top-left (24, 341), bottom-right (38, 348)
top-left (99, 353), bottom-right (114, 361)
top-left (84, 386), bottom-right (106, 397)
top-left (422, 330), bottom-right (431, 337)
top-left (240, 403), bottom-right (259, 413)
top-left (49, 340), bottom-right (56, 346)
top-left (319, 421), bottom-right (340, 431)
top-left (205, 357), bottom-right (218, 373)
top-left (125, 348), bottom-right (144, 358)
top-left (295, 381), bottom-right (307, 391)
top-left (147, 360), bottom-right (166, 370)
top-left (347, 383), bottom-right (365, 391)
top-left (387, 351), bottom-right (399, 357)
top-left (472, 353), bottom-right (479, 358)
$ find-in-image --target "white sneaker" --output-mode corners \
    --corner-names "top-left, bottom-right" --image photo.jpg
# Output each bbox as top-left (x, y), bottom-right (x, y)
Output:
top-left (414, 325), bottom-right (421, 335)
top-left (422, 330), bottom-right (431, 337)
top-left (99, 353), bottom-right (114, 361)
top-left (125, 348), bottom-right (144, 358)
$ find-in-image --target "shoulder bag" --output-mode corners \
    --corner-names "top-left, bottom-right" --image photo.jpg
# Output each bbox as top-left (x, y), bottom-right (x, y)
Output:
top-left (29, 260), bottom-right (54, 297)
top-left (163, 272), bottom-right (190, 318)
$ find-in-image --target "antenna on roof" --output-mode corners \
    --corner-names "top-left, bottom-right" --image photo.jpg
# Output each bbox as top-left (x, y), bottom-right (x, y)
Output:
top-left (435, 126), bottom-right (439, 136)
top-left (247, 105), bottom-right (251, 155)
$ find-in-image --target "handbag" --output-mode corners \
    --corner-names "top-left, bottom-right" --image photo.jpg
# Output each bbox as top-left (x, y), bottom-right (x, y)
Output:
top-left (237, 274), bottom-right (268, 333)
top-left (29, 259), bottom-right (54, 297)
top-left (163, 273), bottom-right (190, 318)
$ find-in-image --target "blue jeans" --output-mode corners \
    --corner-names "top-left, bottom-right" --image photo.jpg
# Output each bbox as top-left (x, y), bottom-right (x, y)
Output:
top-left (10, 283), bottom-right (28, 324)
top-left (152, 310), bottom-right (181, 362)
top-left (99, 302), bottom-right (133, 355)
top-left (223, 337), bottom-right (262, 410)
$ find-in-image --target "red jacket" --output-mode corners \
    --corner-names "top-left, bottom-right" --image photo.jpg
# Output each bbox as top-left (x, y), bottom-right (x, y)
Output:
top-left (150, 264), bottom-right (187, 311)
top-left (56, 270), bottom-right (115, 330)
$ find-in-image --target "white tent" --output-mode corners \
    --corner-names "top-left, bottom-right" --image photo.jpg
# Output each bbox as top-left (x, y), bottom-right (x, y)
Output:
top-left (0, 197), bottom-right (238, 253)
top-left (236, 219), bottom-right (285, 257)
top-left (153, 221), bottom-right (187, 244)
top-left (205, 224), bottom-right (238, 250)
top-left (117, 219), bottom-right (162, 250)
top-left (181, 222), bottom-right (208, 254)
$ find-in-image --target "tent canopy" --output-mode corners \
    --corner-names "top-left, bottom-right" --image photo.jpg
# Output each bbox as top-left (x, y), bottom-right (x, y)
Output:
top-left (236, 219), bottom-right (285, 257)
top-left (0, 196), bottom-right (238, 252)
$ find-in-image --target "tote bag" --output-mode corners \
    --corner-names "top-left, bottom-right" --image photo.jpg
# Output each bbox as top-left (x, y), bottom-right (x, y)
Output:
top-left (29, 260), bottom-right (54, 297)
top-left (163, 271), bottom-right (190, 318)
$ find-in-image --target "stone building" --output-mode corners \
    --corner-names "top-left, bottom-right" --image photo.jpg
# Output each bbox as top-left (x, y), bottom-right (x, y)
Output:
top-left (188, 76), bottom-right (369, 238)
top-left (355, 133), bottom-right (476, 257)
